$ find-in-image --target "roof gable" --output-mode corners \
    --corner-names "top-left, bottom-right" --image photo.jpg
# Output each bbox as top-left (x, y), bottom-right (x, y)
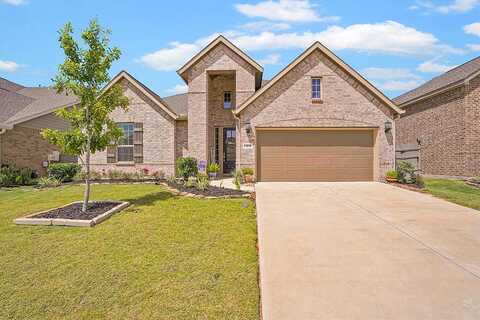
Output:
top-left (104, 71), bottom-right (179, 120)
top-left (177, 35), bottom-right (263, 82)
top-left (235, 42), bottom-right (403, 115)
top-left (394, 56), bottom-right (480, 106)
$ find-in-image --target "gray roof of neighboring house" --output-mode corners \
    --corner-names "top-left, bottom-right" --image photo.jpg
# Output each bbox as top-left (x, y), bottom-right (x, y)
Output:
top-left (0, 88), bottom-right (35, 123)
top-left (394, 56), bottom-right (480, 106)
top-left (163, 93), bottom-right (188, 117)
top-left (0, 77), bottom-right (78, 126)
top-left (0, 77), bottom-right (25, 92)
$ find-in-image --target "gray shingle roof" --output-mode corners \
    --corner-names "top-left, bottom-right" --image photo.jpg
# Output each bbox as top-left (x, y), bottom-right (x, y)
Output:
top-left (0, 77), bottom-right (25, 92)
top-left (0, 77), bottom-right (78, 125)
top-left (163, 93), bottom-right (188, 117)
top-left (0, 88), bottom-right (34, 123)
top-left (394, 56), bottom-right (480, 105)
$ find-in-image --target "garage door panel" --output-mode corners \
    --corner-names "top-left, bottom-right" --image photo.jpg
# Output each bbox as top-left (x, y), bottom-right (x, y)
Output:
top-left (257, 130), bottom-right (374, 182)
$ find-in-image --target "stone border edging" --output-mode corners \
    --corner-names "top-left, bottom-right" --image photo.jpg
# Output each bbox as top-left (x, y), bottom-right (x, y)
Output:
top-left (161, 183), bottom-right (250, 199)
top-left (13, 201), bottom-right (130, 227)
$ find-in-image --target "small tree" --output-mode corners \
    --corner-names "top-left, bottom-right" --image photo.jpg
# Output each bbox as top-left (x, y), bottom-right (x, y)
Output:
top-left (42, 19), bottom-right (129, 212)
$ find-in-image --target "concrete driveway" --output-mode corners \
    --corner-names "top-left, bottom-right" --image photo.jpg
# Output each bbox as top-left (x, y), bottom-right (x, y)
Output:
top-left (256, 182), bottom-right (480, 320)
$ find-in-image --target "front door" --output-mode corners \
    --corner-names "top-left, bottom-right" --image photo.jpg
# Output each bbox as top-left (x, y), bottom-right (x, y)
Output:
top-left (223, 128), bottom-right (236, 174)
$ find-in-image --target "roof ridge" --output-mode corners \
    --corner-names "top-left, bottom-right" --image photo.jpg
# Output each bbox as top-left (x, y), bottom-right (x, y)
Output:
top-left (442, 55), bottom-right (480, 76)
top-left (235, 41), bottom-right (403, 115)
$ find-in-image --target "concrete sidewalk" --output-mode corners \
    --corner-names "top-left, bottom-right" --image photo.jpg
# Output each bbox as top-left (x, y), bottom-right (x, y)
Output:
top-left (256, 182), bottom-right (480, 320)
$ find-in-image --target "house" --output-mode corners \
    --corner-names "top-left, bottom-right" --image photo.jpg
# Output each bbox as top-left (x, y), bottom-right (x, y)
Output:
top-left (0, 77), bottom-right (78, 174)
top-left (394, 56), bottom-right (480, 178)
top-left (91, 36), bottom-right (402, 182)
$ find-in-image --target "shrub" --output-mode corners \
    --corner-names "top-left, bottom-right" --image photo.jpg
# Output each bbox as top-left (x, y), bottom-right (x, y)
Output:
top-left (185, 176), bottom-right (197, 188)
top-left (196, 173), bottom-right (210, 191)
top-left (90, 170), bottom-right (103, 181)
top-left (73, 171), bottom-right (86, 181)
top-left (47, 163), bottom-right (81, 182)
top-left (133, 170), bottom-right (144, 180)
top-left (396, 160), bottom-right (416, 184)
top-left (415, 174), bottom-right (425, 189)
top-left (233, 169), bottom-right (244, 190)
top-left (385, 170), bottom-right (398, 179)
top-left (106, 169), bottom-right (123, 180)
top-left (241, 167), bottom-right (254, 176)
top-left (0, 166), bottom-right (34, 187)
top-left (121, 171), bottom-right (134, 180)
top-left (176, 157), bottom-right (198, 180)
top-left (207, 162), bottom-right (220, 174)
top-left (151, 170), bottom-right (165, 180)
top-left (167, 174), bottom-right (176, 184)
top-left (38, 176), bottom-right (62, 188)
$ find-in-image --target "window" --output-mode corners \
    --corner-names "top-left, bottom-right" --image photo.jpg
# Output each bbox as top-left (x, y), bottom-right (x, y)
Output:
top-left (223, 91), bottom-right (232, 109)
top-left (117, 123), bottom-right (134, 162)
top-left (311, 78), bottom-right (322, 100)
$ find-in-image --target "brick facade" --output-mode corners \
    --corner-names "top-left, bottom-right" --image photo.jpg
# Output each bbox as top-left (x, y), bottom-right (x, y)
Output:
top-left (0, 125), bottom-right (58, 175)
top-left (90, 78), bottom-right (177, 176)
top-left (4, 37), bottom-right (399, 181)
top-left (185, 43), bottom-right (257, 166)
top-left (238, 50), bottom-right (397, 181)
top-left (465, 76), bottom-right (480, 177)
top-left (396, 75), bottom-right (479, 177)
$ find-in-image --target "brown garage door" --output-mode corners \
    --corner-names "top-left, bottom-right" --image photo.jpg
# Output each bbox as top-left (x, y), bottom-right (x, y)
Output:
top-left (257, 129), bottom-right (374, 182)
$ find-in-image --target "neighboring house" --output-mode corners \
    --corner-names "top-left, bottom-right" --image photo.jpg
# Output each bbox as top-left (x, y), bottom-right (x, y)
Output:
top-left (93, 36), bottom-right (402, 181)
top-left (0, 77), bottom-right (78, 174)
top-left (395, 57), bottom-right (480, 177)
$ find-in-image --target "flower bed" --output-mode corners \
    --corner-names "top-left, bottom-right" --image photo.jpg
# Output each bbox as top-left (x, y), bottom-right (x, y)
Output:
top-left (164, 181), bottom-right (249, 198)
top-left (14, 201), bottom-right (129, 227)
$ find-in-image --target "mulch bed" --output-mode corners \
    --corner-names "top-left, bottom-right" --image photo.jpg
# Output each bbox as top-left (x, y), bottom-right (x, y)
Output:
top-left (387, 182), bottom-right (426, 193)
top-left (165, 181), bottom-right (248, 197)
top-left (34, 201), bottom-right (121, 220)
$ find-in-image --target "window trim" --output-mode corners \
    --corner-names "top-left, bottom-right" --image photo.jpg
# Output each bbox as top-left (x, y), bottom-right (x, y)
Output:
top-left (311, 77), bottom-right (323, 103)
top-left (117, 122), bottom-right (135, 163)
top-left (223, 91), bottom-right (232, 109)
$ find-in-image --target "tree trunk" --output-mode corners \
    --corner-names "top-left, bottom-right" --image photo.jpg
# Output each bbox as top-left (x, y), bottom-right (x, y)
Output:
top-left (82, 147), bottom-right (91, 213)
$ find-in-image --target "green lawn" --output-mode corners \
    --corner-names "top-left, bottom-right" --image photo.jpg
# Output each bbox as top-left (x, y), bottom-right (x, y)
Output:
top-left (424, 178), bottom-right (480, 211)
top-left (0, 184), bottom-right (259, 319)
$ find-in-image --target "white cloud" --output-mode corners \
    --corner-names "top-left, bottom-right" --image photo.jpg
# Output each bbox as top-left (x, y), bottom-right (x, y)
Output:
top-left (379, 80), bottom-right (422, 91)
top-left (239, 21), bottom-right (291, 32)
top-left (464, 22), bottom-right (480, 36)
top-left (0, 60), bottom-right (21, 72)
top-left (2, 0), bottom-right (27, 5)
top-left (138, 42), bottom-right (199, 71)
top-left (231, 22), bottom-right (461, 55)
top-left (258, 53), bottom-right (281, 65)
top-left (362, 67), bottom-right (421, 80)
top-left (362, 67), bottom-right (423, 92)
top-left (417, 60), bottom-right (456, 73)
top-left (138, 21), bottom-right (462, 71)
top-left (235, 0), bottom-right (340, 22)
top-left (166, 84), bottom-right (188, 95)
top-left (413, 0), bottom-right (479, 13)
top-left (467, 43), bottom-right (480, 51)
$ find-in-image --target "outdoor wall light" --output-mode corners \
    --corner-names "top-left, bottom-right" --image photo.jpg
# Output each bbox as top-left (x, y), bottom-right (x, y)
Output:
top-left (384, 121), bottom-right (392, 132)
top-left (245, 123), bottom-right (252, 134)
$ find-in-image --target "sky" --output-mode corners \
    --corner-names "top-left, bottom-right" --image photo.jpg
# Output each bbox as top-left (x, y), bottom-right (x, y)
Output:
top-left (1, 0), bottom-right (480, 98)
